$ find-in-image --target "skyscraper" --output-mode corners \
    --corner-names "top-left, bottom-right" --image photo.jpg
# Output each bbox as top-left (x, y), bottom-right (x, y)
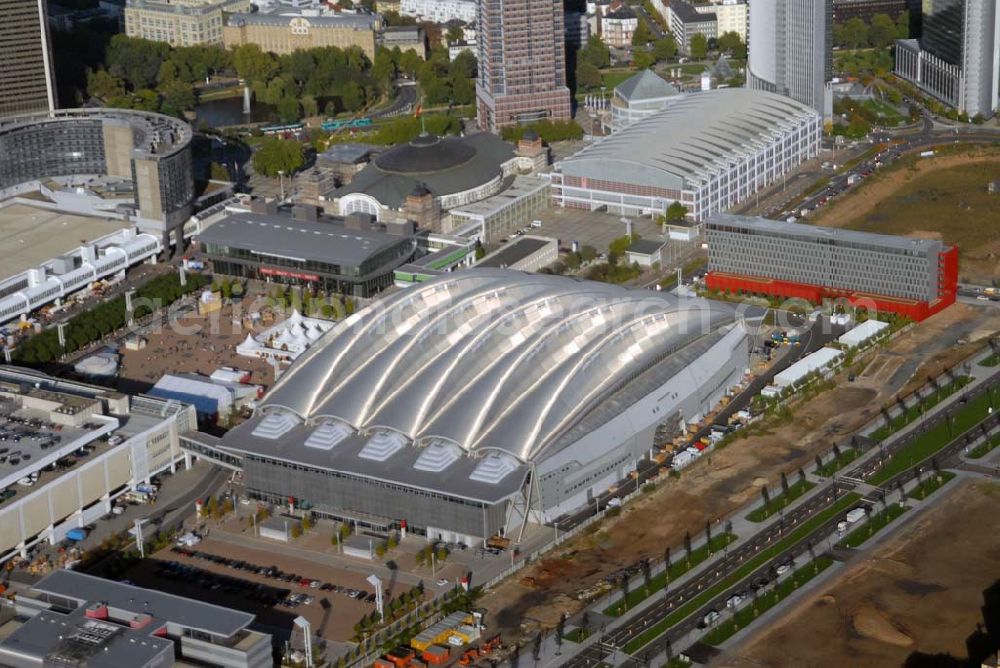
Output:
top-left (747, 0), bottom-right (833, 118)
top-left (475, 0), bottom-right (572, 132)
top-left (0, 0), bottom-right (56, 117)
top-left (895, 0), bottom-right (1000, 118)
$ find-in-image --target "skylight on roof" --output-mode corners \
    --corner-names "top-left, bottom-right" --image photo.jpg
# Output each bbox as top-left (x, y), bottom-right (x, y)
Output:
top-left (304, 420), bottom-right (352, 450)
top-left (469, 452), bottom-right (520, 484)
top-left (413, 440), bottom-right (463, 472)
top-left (358, 430), bottom-right (407, 462)
top-left (252, 410), bottom-right (299, 440)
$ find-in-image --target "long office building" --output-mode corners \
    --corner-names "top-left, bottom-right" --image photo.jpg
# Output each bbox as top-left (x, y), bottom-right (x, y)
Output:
top-left (894, 0), bottom-right (1000, 118)
top-left (705, 214), bottom-right (958, 320)
top-left (474, 0), bottom-right (571, 131)
top-left (223, 11), bottom-right (378, 59)
top-left (549, 88), bottom-right (822, 221)
top-left (747, 0), bottom-right (833, 117)
top-left (0, 0), bottom-right (57, 117)
top-left (832, 0), bottom-right (905, 22)
top-left (216, 270), bottom-right (752, 544)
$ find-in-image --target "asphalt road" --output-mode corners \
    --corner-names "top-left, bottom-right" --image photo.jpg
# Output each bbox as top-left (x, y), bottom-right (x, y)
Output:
top-left (565, 367), bottom-right (1000, 667)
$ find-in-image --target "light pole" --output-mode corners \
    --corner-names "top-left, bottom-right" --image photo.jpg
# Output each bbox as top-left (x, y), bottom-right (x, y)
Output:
top-left (277, 169), bottom-right (285, 201)
top-left (134, 519), bottom-right (148, 559)
top-left (367, 574), bottom-right (384, 623)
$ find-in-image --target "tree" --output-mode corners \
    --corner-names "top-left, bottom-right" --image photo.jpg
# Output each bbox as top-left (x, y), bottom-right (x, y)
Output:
top-left (689, 33), bottom-right (708, 59)
top-left (842, 18), bottom-right (869, 49)
top-left (781, 471), bottom-right (790, 497)
top-left (663, 545), bottom-right (671, 573)
top-left (642, 559), bottom-right (652, 591)
top-left (665, 201), bottom-right (688, 221)
top-left (632, 20), bottom-right (653, 47)
top-left (653, 36), bottom-right (677, 62)
top-left (798, 467), bottom-right (806, 486)
top-left (868, 13), bottom-right (897, 48)
top-left (895, 10), bottom-right (910, 39)
top-left (705, 520), bottom-right (712, 549)
top-left (445, 24), bottom-right (464, 44)
top-left (716, 31), bottom-right (743, 55)
top-left (556, 612), bottom-right (566, 651)
top-left (761, 485), bottom-right (771, 510)
top-left (159, 80), bottom-right (195, 116)
top-left (86, 69), bottom-right (125, 101)
top-left (252, 137), bottom-right (305, 177)
top-left (532, 633), bottom-right (542, 664)
top-left (579, 35), bottom-right (611, 69)
top-left (632, 50), bottom-right (655, 70)
top-left (232, 43), bottom-right (277, 84)
top-left (683, 531), bottom-right (692, 564)
top-left (576, 60), bottom-right (602, 90)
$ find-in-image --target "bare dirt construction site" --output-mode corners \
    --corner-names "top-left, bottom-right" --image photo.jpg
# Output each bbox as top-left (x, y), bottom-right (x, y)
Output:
top-left (479, 304), bottom-right (999, 640)
top-left (810, 147), bottom-right (1000, 285)
top-left (718, 479), bottom-right (1000, 667)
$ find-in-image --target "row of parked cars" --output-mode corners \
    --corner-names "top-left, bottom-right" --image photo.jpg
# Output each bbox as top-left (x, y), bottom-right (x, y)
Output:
top-left (169, 546), bottom-right (377, 605)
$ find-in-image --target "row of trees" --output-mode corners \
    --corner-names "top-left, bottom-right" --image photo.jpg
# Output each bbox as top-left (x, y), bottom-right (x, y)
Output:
top-left (14, 272), bottom-right (211, 365)
top-left (500, 119), bottom-right (584, 143)
top-left (833, 11), bottom-right (909, 49)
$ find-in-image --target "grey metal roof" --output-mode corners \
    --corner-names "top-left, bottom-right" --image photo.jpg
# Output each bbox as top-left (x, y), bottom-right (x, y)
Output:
top-left (706, 213), bottom-right (943, 254)
top-left (32, 570), bottom-right (256, 637)
top-left (628, 238), bottom-right (667, 255)
top-left (334, 132), bottom-right (515, 209)
top-left (476, 237), bottom-right (550, 268)
top-left (615, 69), bottom-right (679, 102)
top-left (255, 269), bottom-right (739, 463)
top-left (670, 0), bottom-right (715, 23)
top-left (196, 211), bottom-right (414, 266)
top-left (559, 88), bottom-right (820, 190)
top-left (227, 11), bottom-right (376, 27)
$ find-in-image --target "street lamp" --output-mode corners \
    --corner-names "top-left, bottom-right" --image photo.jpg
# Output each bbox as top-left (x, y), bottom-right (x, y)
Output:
top-left (367, 574), bottom-right (384, 623)
top-left (277, 169), bottom-right (286, 201)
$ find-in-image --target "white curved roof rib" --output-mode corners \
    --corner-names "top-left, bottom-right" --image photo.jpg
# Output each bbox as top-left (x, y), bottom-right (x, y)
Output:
top-left (260, 270), bottom-right (737, 465)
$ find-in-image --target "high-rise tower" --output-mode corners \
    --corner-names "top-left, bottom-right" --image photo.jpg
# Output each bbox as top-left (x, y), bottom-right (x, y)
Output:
top-left (475, 0), bottom-right (573, 132)
top-left (0, 0), bottom-right (56, 117)
top-left (895, 0), bottom-right (1000, 118)
top-left (747, 0), bottom-right (833, 118)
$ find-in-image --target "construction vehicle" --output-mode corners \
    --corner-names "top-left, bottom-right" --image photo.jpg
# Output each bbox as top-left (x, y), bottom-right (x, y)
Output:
top-left (457, 648), bottom-right (479, 665)
top-left (486, 535), bottom-right (511, 550)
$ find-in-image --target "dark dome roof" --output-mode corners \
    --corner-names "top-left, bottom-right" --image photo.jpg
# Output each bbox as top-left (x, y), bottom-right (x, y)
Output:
top-left (374, 133), bottom-right (477, 174)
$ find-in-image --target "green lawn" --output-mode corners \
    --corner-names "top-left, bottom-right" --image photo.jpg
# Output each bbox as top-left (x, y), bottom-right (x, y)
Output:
top-left (870, 376), bottom-right (973, 442)
top-left (815, 448), bottom-right (860, 477)
top-left (968, 432), bottom-right (1000, 459)
top-left (908, 471), bottom-right (957, 501)
top-left (622, 492), bottom-right (861, 654)
top-left (604, 534), bottom-right (737, 616)
top-left (981, 352), bottom-right (1000, 367)
top-left (870, 386), bottom-right (998, 485)
top-left (836, 504), bottom-right (907, 549)
top-left (562, 627), bottom-right (591, 643)
top-left (702, 556), bottom-right (835, 646)
top-left (601, 69), bottom-right (639, 90)
top-left (745, 480), bottom-right (816, 522)
top-left (862, 98), bottom-right (905, 126)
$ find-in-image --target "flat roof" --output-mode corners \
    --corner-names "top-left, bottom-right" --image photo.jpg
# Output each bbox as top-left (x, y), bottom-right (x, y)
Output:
top-left (33, 570), bottom-right (256, 637)
top-left (196, 211), bottom-right (413, 267)
top-left (0, 204), bottom-right (130, 279)
top-left (628, 238), bottom-right (667, 255)
top-left (707, 213), bottom-right (943, 253)
top-left (477, 236), bottom-right (551, 268)
top-left (449, 176), bottom-right (549, 219)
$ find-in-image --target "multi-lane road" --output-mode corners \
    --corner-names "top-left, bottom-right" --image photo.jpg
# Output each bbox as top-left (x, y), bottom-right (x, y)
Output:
top-left (564, 365), bottom-right (1000, 667)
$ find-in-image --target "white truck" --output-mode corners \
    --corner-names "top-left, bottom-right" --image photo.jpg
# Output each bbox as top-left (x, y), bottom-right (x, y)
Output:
top-left (846, 507), bottom-right (866, 524)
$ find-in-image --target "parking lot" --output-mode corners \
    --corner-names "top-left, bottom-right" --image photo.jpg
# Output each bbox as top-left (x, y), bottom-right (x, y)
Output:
top-left (527, 207), bottom-right (665, 253)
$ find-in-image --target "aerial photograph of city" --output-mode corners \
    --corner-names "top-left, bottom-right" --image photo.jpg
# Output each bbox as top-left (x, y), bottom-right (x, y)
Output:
top-left (0, 0), bottom-right (997, 664)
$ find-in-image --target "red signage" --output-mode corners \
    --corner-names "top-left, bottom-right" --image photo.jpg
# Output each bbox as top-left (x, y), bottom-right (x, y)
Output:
top-left (259, 267), bottom-right (320, 282)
